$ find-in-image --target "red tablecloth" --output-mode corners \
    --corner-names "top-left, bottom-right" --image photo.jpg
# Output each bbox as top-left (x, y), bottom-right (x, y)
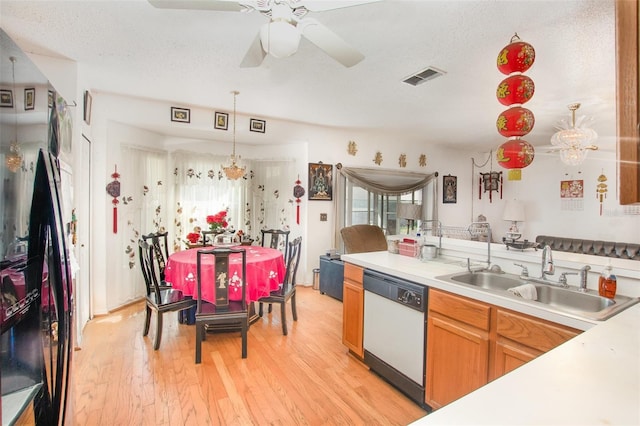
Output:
top-left (164, 246), bottom-right (285, 303)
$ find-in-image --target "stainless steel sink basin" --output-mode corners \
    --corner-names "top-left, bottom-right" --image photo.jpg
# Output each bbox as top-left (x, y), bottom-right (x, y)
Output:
top-left (447, 271), bottom-right (526, 291)
top-left (436, 271), bottom-right (639, 321)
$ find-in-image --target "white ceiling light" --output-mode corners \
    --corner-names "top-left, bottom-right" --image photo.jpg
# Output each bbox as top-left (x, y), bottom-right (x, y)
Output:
top-left (550, 103), bottom-right (598, 166)
top-left (259, 4), bottom-right (300, 58)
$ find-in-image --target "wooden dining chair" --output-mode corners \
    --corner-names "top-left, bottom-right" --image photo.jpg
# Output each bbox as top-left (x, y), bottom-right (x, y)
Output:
top-left (261, 229), bottom-right (290, 259)
top-left (138, 239), bottom-right (195, 350)
top-left (258, 236), bottom-right (302, 336)
top-left (142, 231), bottom-right (171, 287)
top-left (195, 247), bottom-right (249, 363)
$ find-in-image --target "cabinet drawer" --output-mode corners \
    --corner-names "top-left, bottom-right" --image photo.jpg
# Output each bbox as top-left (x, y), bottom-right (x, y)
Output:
top-left (429, 289), bottom-right (491, 331)
top-left (496, 309), bottom-right (580, 353)
top-left (344, 263), bottom-right (364, 285)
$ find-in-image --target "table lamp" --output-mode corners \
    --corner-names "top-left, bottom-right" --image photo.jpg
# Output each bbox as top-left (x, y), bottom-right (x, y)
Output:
top-left (502, 199), bottom-right (525, 241)
top-left (397, 203), bottom-right (422, 233)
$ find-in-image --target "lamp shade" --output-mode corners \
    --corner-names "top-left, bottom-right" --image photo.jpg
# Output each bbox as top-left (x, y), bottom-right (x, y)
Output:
top-left (260, 21), bottom-right (301, 58)
top-left (497, 38), bottom-right (536, 75)
top-left (496, 74), bottom-right (535, 106)
top-left (397, 203), bottom-right (422, 220)
top-left (502, 199), bottom-right (525, 222)
top-left (496, 107), bottom-right (535, 138)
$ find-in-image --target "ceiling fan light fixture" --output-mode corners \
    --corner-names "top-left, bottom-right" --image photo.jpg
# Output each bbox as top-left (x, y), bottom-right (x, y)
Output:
top-left (260, 20), bottom-right (301, 58)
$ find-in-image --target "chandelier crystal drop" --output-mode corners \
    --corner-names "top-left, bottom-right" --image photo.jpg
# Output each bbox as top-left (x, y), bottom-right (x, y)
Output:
top-left (5, 56), bottom-right (22, 173)
top-left (222, 90), bottom-right (246, 180)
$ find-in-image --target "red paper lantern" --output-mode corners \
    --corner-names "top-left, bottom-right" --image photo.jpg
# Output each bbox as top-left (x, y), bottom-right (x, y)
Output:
top-left (496, 107), bottom-right (535, 138)
top-left (497, 35), bottom-right (535, 75)
top-left (496, 139), bottom-right (535, 180)
top-left (496, 74), bottom-right (535, 106)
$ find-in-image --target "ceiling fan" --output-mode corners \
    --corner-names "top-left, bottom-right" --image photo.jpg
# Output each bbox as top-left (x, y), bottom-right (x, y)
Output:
top-left (148, 0), bottom-right (380, 67)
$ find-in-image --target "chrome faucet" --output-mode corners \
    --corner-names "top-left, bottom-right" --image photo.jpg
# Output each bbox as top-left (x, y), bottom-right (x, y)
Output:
top-left (578, 265), bottom-right (591, 292)
top-left (541, 245), bottom-right (554, 279)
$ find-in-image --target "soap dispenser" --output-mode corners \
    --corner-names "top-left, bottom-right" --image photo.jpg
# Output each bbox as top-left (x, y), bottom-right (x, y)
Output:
top-left (598, 261), bottom-right (617, 299)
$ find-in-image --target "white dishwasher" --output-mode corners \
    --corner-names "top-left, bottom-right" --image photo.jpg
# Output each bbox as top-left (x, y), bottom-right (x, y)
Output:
top-left (362, 269), bottom-right (428, 406)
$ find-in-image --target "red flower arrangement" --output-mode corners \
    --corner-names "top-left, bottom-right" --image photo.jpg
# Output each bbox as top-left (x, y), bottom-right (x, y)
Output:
top-left (186, 232), bottom-right (201, 244)
top-left (206, 210), bottom-right (228, 231)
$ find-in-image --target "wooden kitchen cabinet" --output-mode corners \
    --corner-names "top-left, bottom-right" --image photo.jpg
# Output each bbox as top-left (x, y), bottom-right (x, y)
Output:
top-left (492, 309), bottom-right (580, 380)
top-left (426, 288), bottom-right (582, 410)
top-left (426, 289), bottom-right (491, 409)
top-left (342, 262), bottom-right (364, 358)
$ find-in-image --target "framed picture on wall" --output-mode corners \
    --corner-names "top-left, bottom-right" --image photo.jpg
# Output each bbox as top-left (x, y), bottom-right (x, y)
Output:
top-left (443, 174), bottom-right (457, 204)
top-left (171, 107), bottom-right (190, 123)
top-left (308, 162), bottom-right (333, 201)
top-left (0, 90), bottom-right (13, 108)
top-left (214, 111), bottom-right (228, 130)
top-left (24, 88), bottom-right (35, 110)
top-left (249, 118), bottom-right (266, 133)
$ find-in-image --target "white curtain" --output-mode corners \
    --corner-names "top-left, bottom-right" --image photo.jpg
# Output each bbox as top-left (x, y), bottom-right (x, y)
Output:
top-left (119, 145), bottom-right (169, 305)
top-left (171, 151), bottom-right (296, 247)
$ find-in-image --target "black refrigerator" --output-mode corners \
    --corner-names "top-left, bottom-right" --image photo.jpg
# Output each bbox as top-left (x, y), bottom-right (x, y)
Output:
top-left (1, 148), bottom-right (74, 422)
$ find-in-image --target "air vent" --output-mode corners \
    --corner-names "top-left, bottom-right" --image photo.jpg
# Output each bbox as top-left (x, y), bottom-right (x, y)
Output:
top-left (402, 66), bottom-right (446, 86)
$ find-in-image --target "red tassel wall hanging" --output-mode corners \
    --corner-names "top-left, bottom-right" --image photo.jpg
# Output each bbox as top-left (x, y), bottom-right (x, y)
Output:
top-left (293, 175), bottom-right (305, 225)
top-left (106, 165), bottom-right (121, 233)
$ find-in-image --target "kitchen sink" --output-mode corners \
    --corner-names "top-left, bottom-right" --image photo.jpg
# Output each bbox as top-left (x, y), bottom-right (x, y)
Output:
top-left (447, 271), bottom-right (526, 291)
top-left (436, 270), bottom-right (639, 321)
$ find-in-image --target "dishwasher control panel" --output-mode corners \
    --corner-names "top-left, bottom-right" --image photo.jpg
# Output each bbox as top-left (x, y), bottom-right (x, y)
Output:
top-left (397, 288), bottom-right (423, 309)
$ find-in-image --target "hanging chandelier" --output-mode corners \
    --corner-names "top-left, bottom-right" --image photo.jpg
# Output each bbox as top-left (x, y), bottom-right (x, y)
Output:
top-left (222, 90), bottom-right (246, 180)
top-left (5, 56), bottom-right (22, 173)
top-left (551, 103), bottom-right (598, 166)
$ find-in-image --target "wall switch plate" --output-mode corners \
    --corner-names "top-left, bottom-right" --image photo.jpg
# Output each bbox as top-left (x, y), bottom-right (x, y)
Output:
top-left (320, 213), bottom-right (327, 221)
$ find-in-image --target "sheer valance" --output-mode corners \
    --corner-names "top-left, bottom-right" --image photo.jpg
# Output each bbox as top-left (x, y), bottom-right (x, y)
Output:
top-left (338, 166), bottom-right (437, 195)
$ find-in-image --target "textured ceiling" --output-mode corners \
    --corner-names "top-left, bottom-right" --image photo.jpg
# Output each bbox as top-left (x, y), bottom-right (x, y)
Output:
top-left (0, 0), bottom-right (617, 151)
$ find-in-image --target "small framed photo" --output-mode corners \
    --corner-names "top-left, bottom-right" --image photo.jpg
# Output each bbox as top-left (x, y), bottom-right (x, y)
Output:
top-left (171, 107), bottom-right (190, 123)
top-left (48, 90), bottom-right (54, 108)
top-left (443, 175), bottom-right (457, 204)
top-left (250, 118), bottom-right (266, 133)
top-left (0, 90), bottom-right (13, 108)
top-left (214, 111), bottom-right (228, 130)
top-left (24, 88), bottom-right (35, 110)
top-left (308, 162), bottom-right (333, 201)
top-left (83, 90), bottom-right (92, 124)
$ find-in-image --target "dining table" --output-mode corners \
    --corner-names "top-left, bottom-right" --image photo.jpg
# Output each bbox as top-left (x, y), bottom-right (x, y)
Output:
top-left (164, 245), bottom-right (286, 324)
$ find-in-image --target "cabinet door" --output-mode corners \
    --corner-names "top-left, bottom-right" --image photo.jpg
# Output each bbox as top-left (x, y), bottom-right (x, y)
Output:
top-left (493, 339), bottom-right (540, 379)
top-left (425, 313), bottom-right (489, 409)
top-left (342, 280), bottom-right (364, 357)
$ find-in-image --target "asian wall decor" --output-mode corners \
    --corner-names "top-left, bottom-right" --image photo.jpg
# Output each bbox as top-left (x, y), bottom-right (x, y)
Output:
top-left (215, 111), bottom-right (228, 130)
top-left (308, 162), bottom-right (332, 201)
top-left (171, 107), bottom-right (190, 123)
top-left (560, 179), bottom-right (584, 211)
top-left (373, 151), bottom-right (383, 165)
top-left (443, 175), bottom-right (457, 203)
top-left (348, 140), bottom-right (357, 155)
top-left (419, 154), bottom-right (427, 167)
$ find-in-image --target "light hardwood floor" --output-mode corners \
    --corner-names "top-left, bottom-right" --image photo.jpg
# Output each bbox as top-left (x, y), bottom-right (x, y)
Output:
top-left (70, 287), bottom-right (428, 425)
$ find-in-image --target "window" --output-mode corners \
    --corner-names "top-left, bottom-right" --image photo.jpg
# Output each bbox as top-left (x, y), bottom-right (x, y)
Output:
top-left (336, 167), bottom-right (438, 251)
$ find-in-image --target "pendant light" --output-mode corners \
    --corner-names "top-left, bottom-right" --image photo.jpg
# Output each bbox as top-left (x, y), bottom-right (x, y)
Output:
top-left (222, 90), bottom-right (246, 180)
top-left (551, 103), bottom-right (598, 166)
top-left (5, 56), bottom-right (22, 173)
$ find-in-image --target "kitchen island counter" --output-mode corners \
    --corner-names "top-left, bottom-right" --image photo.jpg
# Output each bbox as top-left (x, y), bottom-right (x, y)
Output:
top-left (341, 250), bottom-right (639, 425)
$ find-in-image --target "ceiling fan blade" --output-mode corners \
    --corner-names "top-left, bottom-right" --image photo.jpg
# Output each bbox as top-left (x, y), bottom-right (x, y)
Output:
top-left (300, 19), bottom-right (364, 67)
top-left (297, 0), bottom-right (381, 12)
top-left (148, 0), bottom-right (245, 12)
top-left (240, 32), bottom-right (267, 68)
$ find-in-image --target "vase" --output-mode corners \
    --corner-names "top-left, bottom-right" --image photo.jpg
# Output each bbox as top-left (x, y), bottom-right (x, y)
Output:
top-left (213, 230), bottom-right (240, 247)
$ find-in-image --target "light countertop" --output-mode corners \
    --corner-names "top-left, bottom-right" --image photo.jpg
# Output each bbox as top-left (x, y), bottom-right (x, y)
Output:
top-left (410, 302), bottom-right (640, 425)
top-left (340, 249), bottom-right (640, 425)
